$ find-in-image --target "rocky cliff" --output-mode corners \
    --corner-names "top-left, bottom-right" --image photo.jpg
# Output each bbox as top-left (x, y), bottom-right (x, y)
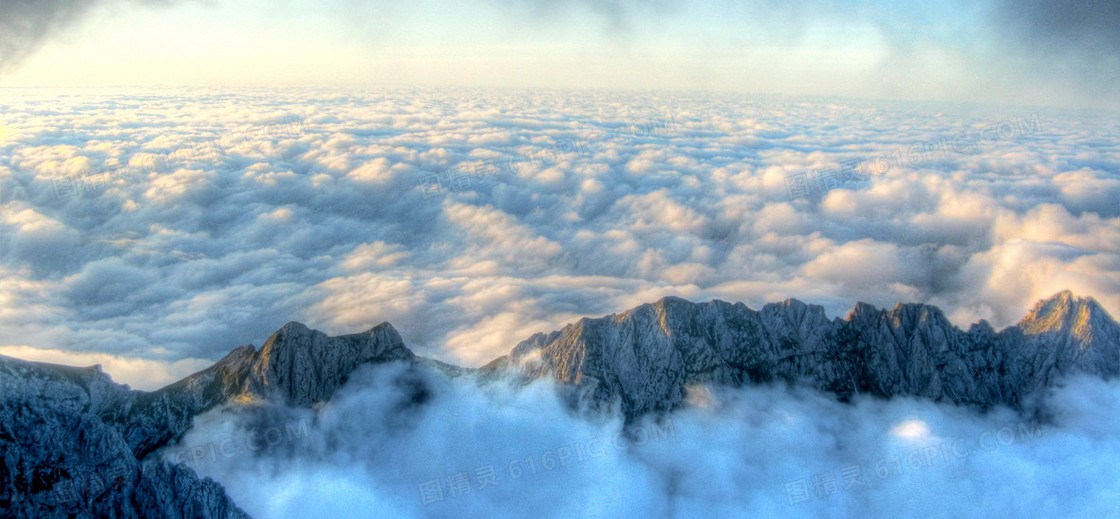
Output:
top-left (2, 292), bottom-right (1117, 517)
top-left (0, 321), bottom-right (414, 517)
top-left (488, 291), bottom-right (1119, 420)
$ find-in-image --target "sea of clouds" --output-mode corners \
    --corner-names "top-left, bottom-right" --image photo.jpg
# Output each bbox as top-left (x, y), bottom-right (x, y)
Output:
top-left (0, 87), bottom-right (1118, 388)
top-left (162, 362), bottom-right (1120, 518)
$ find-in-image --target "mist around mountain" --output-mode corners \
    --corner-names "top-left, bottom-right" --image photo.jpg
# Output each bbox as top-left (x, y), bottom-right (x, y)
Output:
top-left (2, 291), bottom-right (1117, 518)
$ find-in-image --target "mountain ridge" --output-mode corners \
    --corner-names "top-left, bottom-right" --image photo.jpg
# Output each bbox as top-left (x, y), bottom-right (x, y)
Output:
top-left (0, 320), bottom-right (415, 517)
top-left (488, 291), bottom-right (1119, 419)
top-left (2, 291), bottom-right (1117, 516)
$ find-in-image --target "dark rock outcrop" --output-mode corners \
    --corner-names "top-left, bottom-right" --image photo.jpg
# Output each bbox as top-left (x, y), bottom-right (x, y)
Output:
top-left (0, 321), bottom-right (414, 517)
top-left (0, 358), bottom-right (247, 518)
top-left (2, 292), bottom-right (1116, 517)
top-left (488, 291), bottom-right (1119, 420)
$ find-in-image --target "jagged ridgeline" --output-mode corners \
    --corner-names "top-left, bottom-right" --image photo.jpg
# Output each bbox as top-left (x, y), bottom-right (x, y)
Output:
top-left (2, 291), bottom-right (1117, 517)
top-left (487, 290), bottom-right (1119, 419)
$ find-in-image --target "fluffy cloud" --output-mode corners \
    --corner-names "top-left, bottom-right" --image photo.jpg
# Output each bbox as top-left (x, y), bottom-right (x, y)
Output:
top-left (165, 364), bottom-right (1120, 519)
top-left (0, 88), bottom-right (1117, 387)
top-left (0, 344), bottom-right (211, 390)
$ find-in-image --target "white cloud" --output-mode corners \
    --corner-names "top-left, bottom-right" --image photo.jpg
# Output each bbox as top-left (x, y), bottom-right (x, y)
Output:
top-left (0, 88), bottom-right (1117, 381)
top-left (0, 345), bottom-right (211, 390)
top-left (165, 365), bottom-right (1120, 519)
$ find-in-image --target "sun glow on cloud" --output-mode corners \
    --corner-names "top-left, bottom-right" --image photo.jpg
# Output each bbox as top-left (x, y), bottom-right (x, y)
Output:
top-left (167, 369), bottom-right (1120, 518)
top-left (1, 1), bottom-right (1118, 109)
top-left (0, 345), bottom-right (211, 391)
top-left (0, 2), bottom-right (1117, 519)
top-left (891, 419), bottom-right (932, 440)
top-left (0, 88), bottom-right (1117, 389)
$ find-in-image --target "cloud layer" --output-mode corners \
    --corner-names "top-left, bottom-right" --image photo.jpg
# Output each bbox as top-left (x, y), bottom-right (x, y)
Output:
top-left (1, 88), bottom-right (1117, 386)
top-left (164, 363), bottom-right (1120, 518)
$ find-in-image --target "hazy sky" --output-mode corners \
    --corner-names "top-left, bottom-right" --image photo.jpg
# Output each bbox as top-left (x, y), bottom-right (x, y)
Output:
top-left (0, 0), bottom-right (1117, 389)
top-left (1, 0), bottom-right (1118, 109)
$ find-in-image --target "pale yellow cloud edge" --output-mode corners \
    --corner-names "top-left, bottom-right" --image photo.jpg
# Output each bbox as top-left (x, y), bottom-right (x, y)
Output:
top-left (0, 345), bottom-right (214, 391)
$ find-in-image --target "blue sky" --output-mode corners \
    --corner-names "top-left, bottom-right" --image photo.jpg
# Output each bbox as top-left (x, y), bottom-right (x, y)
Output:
top-left (2, 0), bottom-right (1117, 109)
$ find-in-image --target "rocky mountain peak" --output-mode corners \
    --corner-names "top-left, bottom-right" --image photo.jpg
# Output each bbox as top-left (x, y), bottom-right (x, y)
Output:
top-left (887, 302), bottom-right (951, 328)
top-left (761, 297), bottom-right (820, 318)
top-left (846, 301), bottom-right (882, 322)
top-left (967, 319), bottom-right (997, 336)
top-left (247, 321), bottom-right (412, 407)
top-left (108, 320), bottom-right (417, 461)
top-left (499, 293), bottom-right (1119, 420)
top-left (2, 292), bottom-right (1117, 517)
top-left (1018, 290), bottom-right (1108, 337)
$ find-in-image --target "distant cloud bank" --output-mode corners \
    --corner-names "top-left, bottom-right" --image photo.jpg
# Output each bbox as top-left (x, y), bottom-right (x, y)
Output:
top-left (0, 88), bottom-right (1116, 387)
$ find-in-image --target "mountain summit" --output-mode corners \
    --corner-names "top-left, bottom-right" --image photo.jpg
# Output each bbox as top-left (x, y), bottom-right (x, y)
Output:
top-left (1018, 290), bottom-right (1116, 348)
top-left (489, 292), bottom-right (1120, 420)
top-left (2, 292), bottom-right (1117, 516)
top-left (0, 321), bottom-right (416, 517)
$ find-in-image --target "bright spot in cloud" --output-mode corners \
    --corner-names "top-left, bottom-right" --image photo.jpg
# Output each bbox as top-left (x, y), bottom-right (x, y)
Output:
top-left (891, 419), bottom-right (932, 440)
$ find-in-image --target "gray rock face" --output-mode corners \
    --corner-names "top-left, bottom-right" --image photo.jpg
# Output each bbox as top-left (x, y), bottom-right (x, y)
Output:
top-left (0, 321), bottom-right (413, 518)
top-left (247, 321), bottom-right (414, 407)
top-left (2, 292), bottom-right (1116, 517)
top-left (0, 357), bottom-right (248, 518)
top-left (491, 291), bottom-right (1120, 420)
top-left (118, 321), bottom-right (411, 459)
